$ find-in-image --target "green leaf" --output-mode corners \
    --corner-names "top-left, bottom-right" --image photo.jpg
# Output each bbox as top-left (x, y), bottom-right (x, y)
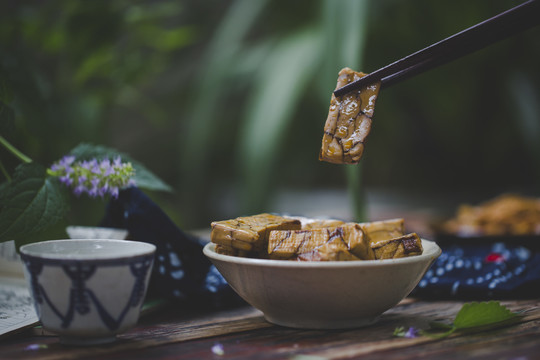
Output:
top-left (453, 301), bottom-right (517, 330)
top-left (428, 321), bottom-right (454, 330)
top-left (68, 143), bottom-right (172, 192)
top-left (0, 163), bottom-right (69, 244)
top-left (421, 327), bottom-right (457, 339)
top-left (396, 301), bottom-right (521, 340)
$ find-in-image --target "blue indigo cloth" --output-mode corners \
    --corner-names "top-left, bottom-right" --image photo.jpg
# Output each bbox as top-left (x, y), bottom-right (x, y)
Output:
top-left (100, 187), bottom-right (244, 309)
top-left (412, 239), bottom-right (540, 299)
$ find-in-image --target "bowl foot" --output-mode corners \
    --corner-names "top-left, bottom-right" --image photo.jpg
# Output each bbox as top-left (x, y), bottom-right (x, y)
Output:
top-left (264, 314), bottom-right (379, 330)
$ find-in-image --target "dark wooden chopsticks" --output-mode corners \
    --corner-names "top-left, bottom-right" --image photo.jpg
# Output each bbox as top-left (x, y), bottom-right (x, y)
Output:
top-left (333, 0), bottom-right (540, 97)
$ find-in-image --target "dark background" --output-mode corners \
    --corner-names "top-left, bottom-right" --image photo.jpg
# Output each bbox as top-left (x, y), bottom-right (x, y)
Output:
top-left (1, 0), bottom-right (539, 228)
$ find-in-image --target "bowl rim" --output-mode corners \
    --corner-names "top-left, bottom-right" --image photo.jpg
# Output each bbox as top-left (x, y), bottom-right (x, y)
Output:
top-left (203, 239), bottom-right (441, 268)
top-left (20, 239), bottom-right (156, 261)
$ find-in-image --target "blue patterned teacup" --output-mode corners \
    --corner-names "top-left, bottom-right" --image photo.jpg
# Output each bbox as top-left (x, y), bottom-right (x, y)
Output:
top-left (20, 239), bottom-right (155, 345)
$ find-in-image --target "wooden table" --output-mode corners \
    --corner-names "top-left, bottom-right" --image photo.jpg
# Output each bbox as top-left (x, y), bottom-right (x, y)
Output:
top-left (2, 298), bottom-right (539, 360)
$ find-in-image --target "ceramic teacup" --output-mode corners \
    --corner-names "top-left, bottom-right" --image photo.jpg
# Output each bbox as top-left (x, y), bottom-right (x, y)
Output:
top-left (20, 239), bottom-right (156, 345)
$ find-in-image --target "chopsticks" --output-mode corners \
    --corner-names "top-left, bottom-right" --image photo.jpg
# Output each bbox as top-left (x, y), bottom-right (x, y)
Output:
top-left (333, 0), bottom-right (540, 97)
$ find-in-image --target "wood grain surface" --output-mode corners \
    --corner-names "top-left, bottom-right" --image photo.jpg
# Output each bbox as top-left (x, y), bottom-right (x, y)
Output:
top-left (1, 298), bottom-right (539, 360)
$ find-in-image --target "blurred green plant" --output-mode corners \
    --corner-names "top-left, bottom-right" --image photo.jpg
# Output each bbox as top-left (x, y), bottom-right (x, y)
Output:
top-left (1, 0), bottom-right (538, 230)
top-left (0, 0), bottom-right (195, 228)
top-left (0, 0), bottom-right (195, 168)
top-left (177, 0), bottom-right (540, 226)
top-left (320, 0), bottom-right (370, 221)
top-left (180, 0), bottom-right (372, 222)
top-left (0, 137), bottom-right (171, 247)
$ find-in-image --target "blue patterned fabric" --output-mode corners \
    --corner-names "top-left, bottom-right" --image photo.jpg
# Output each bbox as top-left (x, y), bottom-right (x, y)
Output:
top-left (100, 187), bottom-right (244, 309)
top-left (412, 240), bottom-right (540, 299)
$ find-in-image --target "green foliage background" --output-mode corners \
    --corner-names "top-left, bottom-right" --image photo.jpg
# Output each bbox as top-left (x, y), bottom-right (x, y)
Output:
top-left (1, 0), bottom-right (539, 229)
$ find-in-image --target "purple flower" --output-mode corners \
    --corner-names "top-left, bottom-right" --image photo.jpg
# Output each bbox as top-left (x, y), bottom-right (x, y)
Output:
top-left (48, 155), bottom-right (135, 199)
top-left (394, 326), bottom-right (420, 338)
top-left (73, 184), bottom-right (86, 196)
top-left (59, 175), bottom-right (73, 186)
top-left (110, 186), bottom-right (119, 199)
top-left (79, 160), bottom-right (91, 170)
top-left (25, 343), bottom-right (48, 351)
top-left (98, 183), bottom-right (109, 197)
top-left (404, 327), bottom-right (419, 338)
top-left (88, 187), bottom-right (98, 198)
top-left (211, 343), bottom-right (224, 356)
top-left (59, 155), bottom-right (75, 167)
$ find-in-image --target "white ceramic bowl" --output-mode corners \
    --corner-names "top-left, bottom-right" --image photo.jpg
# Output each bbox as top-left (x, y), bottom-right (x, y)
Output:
top-left (204, 239), bottom-right (441, 329)
top-left (20, 239), bottom-right (156, 345)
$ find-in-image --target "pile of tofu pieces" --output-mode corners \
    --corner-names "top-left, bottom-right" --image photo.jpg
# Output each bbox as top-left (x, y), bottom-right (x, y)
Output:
top-left (210, 213), bottom-right (423, 261)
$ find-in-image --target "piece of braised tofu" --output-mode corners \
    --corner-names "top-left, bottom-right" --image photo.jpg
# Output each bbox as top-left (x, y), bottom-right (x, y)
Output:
top-left (371, 233), bottom-right (423, 259)
top-left (301, 219), bottom-right (346, 230)
top-left (297, 241), bottom-right (362, 261)
top-left (268, 224), bottom-right (374, 261)
top-left (359, 218), bottom-right (405, 245)
top-left (214, 244), bottom-right (255, 258)
top-left (319, 67), bottom-right (381, 164)
top-left (211, 213), bottom-right (301, 257)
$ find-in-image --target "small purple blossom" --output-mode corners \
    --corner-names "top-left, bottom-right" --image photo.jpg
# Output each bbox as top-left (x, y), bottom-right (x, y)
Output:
top-left (74, 184), bottom-right (86, 196)
top-left (59, 155), bottom-right (75, 167)
top-left (211, 343), bottom-right (225, 356)
top-left (25, 343), bottom-right (48, 351)
top-left (110, 186), bottom-right (119, 198)
top-left (48, 155), bottom-right (135, 199)
top-left (98, 183), bottom-right (109, 197)
top-left (394, 326), bottom-right (420, 338)
top-left (404, 327), bottom-right (419, 338)
top-left (88, 186), bottom-right (99, 198)
top-left (59, 175), bottom-right (73, 186)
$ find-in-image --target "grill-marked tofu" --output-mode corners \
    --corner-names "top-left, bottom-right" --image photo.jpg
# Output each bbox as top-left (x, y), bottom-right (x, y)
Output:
top-left (211, 213), bottom-right (301, 256)
top-left (284, 216), bottom-right (345, 230)
top-left (211, 214), bottom-right (423, 261)
top-left (359, 218), bottom-right (405, 245)
top-left (303, 219), bottom-right (346, 230)
top-left (371, 233), bottom-right (423, 259)
top-left (268, 224), bottom-right (374, 260)
top-left (214, 244), bottom-right (255, 258)
top-left (297, 241), bottom-right (362, 261)
top-left (319, 67), bottom-right (381, 164)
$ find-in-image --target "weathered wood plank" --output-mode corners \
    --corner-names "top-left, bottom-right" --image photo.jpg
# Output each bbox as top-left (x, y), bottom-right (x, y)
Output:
top-left (2, 299), bottom-right (539, 360)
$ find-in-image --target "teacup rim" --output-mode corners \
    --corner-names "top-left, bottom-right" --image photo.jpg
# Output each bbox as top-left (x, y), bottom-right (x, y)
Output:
top-left (20, 239), bottom-right (156, 263)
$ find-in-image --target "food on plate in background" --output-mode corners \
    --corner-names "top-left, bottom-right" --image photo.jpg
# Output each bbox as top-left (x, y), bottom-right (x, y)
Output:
top-left (319, 67), bottom-right (381, 165)
top-left (441, 194), bottom-right (540, 236)
top-left (210, 214), bottom-right (423, 261)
